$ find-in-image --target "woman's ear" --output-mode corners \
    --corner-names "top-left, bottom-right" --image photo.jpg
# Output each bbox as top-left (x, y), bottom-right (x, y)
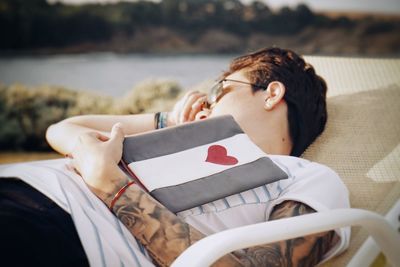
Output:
top-left (264, 81), bottom-right (286, 110)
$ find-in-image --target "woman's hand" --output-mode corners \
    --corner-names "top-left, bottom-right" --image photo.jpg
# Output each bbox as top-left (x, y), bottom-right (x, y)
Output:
top-left (168, 90), bottom-right (207, 126)
top-left (69, 123), bottom-right (129, 204)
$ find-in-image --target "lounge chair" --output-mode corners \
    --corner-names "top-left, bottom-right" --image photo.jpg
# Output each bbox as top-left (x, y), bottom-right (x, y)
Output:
top-left (1, 56), bottom-right (399, 266)
top-left (173, 56), bottom-right (400, 267)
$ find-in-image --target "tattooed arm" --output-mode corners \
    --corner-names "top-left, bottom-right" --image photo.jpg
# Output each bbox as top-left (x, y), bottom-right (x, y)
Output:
top-left (70, 124), bottom-right (337, 267)
top-left (105, 180), bottom-right (243, 267)
top-left (233, 200), bottom-right (339, 267)
top-left (99, 183), bottom-right (337, 267)
top-left (69, 124), bottom-right (242, 267)
top-left (107, 188), bottom-right (337, 267)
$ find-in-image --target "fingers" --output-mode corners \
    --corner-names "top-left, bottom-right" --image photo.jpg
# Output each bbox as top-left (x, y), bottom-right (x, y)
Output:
top-left (67, 125), bottom-right (125, 180)
top-left (109, 123), bottom-right (125, 144)
top-left (109, 123), bottom-right (125, 162)
top-left (70, 130), bottom-right (111, 174)
top-left (188, 95), bottom-right (207, 121)
top-left (69, 159), bottom-right (81, 176)
top-left (179, 91), bottom-right (207, 123)
top-left (97, 133), bottom-right (110, 142)
top-left (171, 90), bottom-right (196, 124)
top-left (65, 161), bottom-right (76, 173)
top-left (195, 109), bottom-right (211, 121)
top-left (68, 147), bottom-right (83, 176)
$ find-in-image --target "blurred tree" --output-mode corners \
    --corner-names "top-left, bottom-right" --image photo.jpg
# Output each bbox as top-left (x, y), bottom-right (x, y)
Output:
top-left (117, 79), bottom-right (182, 114)
top-left (0, 84), bottom-right (114, 150)
top-left (0, 81), bottom-right (183, 151)
top-left (0, 84), bottom-right (25, 149)
top-left (0, 0), bottom-right (397, 54)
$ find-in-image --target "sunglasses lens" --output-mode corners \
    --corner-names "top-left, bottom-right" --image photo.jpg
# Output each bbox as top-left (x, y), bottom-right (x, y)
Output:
top-left (207, 81), bottom-right (223, 105)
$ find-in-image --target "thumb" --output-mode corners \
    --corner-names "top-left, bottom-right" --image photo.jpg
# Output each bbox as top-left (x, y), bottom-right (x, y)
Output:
top-left (109, 123), bottom-right (125, 143)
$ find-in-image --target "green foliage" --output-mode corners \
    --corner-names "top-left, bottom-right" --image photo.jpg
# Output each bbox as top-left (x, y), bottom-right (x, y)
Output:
top-left (0, 81), bottom-right (182, 151)
top-left (117, 79), bottom-right (182, 114)
top-left (0, 0), bottom-right (366, 51)
top-left (363, 21), bottom-right (396, 35)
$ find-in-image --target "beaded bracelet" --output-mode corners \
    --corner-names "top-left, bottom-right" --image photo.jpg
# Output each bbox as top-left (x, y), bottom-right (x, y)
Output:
top-left (159, 112), bottom-right (168, 128)
top-left (109, 181), bottom-right (135, 211)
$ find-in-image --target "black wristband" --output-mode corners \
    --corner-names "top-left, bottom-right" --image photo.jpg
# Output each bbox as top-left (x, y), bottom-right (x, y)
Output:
top-left (154, 112), bottom-right (161, 129)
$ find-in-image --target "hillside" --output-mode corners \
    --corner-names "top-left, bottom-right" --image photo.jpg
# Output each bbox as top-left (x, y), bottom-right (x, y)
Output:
top-left (1, 0), bottom-right (399, 56)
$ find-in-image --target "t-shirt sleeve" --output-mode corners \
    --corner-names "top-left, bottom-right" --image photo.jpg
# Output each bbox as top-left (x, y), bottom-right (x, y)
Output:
top-left (266, 160), bottom-right (351, 264)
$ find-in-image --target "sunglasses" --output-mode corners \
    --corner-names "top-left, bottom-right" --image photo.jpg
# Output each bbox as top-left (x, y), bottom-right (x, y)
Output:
top-left (206, 79), bottom-right (265, 108)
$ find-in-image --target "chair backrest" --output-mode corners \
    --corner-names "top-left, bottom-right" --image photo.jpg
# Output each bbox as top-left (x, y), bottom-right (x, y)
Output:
top-left (302, 56), bottom-right (400, 266)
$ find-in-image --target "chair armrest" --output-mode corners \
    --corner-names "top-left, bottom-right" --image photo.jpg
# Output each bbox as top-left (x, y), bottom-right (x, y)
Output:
top-left (172, 208), bottom-right (400, 267)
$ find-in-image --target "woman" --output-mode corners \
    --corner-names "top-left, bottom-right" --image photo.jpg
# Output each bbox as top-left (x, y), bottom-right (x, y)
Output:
top-left (1, 47), bottom-right (349, 266)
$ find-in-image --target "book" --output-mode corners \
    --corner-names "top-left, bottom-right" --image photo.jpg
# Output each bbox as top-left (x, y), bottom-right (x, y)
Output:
top-left (121, 115), bottom-right (288, 213)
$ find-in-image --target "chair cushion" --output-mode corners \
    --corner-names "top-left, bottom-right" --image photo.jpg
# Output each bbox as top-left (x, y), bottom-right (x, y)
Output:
top-left (302, 84), bottom-right (400, 266)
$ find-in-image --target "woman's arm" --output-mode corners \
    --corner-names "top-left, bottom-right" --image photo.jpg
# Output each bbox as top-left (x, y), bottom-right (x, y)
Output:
top-left (46, 113), bottom-right (155, 155)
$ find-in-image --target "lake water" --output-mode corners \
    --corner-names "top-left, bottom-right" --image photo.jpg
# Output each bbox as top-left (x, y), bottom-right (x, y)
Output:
top-left (0, 53), bottom-right (234, 96)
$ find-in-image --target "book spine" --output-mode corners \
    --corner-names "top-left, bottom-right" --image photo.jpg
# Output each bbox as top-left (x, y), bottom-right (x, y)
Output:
top-left (120, 160), bottom-right (149, 192)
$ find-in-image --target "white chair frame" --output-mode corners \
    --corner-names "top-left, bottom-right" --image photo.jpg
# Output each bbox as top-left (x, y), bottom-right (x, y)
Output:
top-left (172, 208), bottom-right (400, 267)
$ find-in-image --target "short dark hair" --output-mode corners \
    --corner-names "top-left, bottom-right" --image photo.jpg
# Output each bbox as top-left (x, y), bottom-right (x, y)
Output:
top-left (222, 47), bottom-right (328, 156)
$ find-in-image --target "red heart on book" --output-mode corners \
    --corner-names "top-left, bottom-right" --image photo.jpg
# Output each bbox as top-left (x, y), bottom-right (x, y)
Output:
top-left (205, 145), bottom-right (238, 165)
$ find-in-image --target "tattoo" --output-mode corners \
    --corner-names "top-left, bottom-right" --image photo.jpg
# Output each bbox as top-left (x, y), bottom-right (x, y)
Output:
top-left (233, 201), bottom-right (339, 267)
top-left (107, 182), bottom-right (336, 267)
top-left (110, 184), bottom-right (242, 267)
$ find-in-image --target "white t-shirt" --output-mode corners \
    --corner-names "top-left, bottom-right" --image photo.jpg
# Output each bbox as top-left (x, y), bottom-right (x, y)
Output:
top-left (0, 155), bottom-right (350, 266)
top-left (0, 159), bottom-right (154, 267)
top-left (177, 155), bottom-right (350, 263)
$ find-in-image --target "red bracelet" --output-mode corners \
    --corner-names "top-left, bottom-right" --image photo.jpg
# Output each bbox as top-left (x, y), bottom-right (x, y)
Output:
top-left (110, 181), bottom-right (135, 211)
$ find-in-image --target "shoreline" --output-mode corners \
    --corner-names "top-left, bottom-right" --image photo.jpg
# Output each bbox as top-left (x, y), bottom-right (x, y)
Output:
top-left (2, 24), bottom-right (400, 58)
